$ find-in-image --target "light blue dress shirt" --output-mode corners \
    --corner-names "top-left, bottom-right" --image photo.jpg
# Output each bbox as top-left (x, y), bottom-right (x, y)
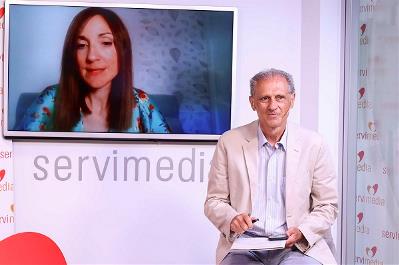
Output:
top-left (248, 125), bottom-right (288, 237)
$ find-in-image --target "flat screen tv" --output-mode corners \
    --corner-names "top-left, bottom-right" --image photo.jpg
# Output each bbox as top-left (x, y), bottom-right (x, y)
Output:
top-left (3, 0), bottom-right (236, 140)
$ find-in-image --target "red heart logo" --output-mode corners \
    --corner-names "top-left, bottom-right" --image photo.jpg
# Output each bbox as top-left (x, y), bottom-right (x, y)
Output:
top-left (357, 151), bottom-right (364, 162)
top-left (361, 24), bottom-right (367, 36)
top-left (368, 121), bottom-right (376, 132)
top-left (359, 87), bottom-right (365, 99)
top-left (373, 184), bottom-right (378, 194)
top-left (367, 184), bottom-right (378, 195)
top-left (0, 169), bottom-right (5, 182)
top-left (366, 247), bottom-right (371, 256)
top-left (0, 7), bottom-right (4, 19)
top-left (366, 246), bottom-right (377, 257)
top-left (357, 212), bottom-right (363, 224)
top-left (371, 246), bottom-right (377, 256)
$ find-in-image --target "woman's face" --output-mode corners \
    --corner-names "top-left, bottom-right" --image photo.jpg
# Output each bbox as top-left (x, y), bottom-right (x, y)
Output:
top-left (76, 15), bottom-right (118, 91)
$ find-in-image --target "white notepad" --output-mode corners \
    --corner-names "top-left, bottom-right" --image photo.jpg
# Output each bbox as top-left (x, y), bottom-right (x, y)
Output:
top-left (230, 237), bottom-right (286, 250)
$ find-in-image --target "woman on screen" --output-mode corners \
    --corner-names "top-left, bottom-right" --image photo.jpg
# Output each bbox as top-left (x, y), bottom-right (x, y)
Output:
top-left (18, 7), bottom-right (170, 133)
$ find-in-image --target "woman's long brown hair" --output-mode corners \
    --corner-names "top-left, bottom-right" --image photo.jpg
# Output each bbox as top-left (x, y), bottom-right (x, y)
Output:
top-left (53, 7), bottom-right (133, 131)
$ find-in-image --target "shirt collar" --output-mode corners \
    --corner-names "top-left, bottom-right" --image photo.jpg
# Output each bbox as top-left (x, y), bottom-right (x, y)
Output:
top-left (257, 125), bottom-right (288, 151)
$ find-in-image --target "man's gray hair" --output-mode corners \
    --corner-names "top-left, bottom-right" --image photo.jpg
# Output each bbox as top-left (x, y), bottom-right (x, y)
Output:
top-left (250, 68), bottom-right (295, 96)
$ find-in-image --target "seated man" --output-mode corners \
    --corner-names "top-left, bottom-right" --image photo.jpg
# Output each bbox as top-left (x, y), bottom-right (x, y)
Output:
top-left (204, 68), bottom-right (338, 265)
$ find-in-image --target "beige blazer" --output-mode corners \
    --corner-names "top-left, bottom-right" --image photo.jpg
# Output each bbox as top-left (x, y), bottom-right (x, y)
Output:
top-left (204, 121), bottom-right (338, 264)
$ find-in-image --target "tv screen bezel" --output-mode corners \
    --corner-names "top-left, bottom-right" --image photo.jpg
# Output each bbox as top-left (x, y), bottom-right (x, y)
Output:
top-left (3, 0), bottom-right (237, 141)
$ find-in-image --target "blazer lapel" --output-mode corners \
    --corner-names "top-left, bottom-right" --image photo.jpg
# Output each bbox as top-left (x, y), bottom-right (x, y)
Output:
top-left (285, 123), bottom-right (302, 212)
top-left (242, 121), bottom-right (259, 211)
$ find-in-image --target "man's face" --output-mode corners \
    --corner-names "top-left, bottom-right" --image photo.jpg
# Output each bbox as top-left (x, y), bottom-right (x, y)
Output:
top-left (249, 76), bottom-right (295, 131)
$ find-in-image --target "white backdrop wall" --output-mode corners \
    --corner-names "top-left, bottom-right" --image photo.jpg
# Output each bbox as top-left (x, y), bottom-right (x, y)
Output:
top-left (0, 0), bottom-right (343, 264)
top-left (0, 0), bottom-right (15, 241)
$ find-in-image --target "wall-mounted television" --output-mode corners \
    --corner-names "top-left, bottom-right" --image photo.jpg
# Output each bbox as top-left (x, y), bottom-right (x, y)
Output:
top-left (3, 0), bottom-right (236, 140)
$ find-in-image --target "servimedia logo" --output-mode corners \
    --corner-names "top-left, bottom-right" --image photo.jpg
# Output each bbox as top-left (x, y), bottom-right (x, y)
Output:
top-left (32, 148), bottom-right (209, 183)
top-left (357, 183), bottom-right (384, 206)
top-left (357, 150), bottom-right (372, 173)
top-left (355, 245), bottom-right (383, 264)
top-left (359, 87), bottom-right (365, 99)
top-left (358, 151), bottom-right (365, 162)
top-left (357, 212), bottom-right (364, 224)
top-left (358, 87), bottom-right (372, 109)
top-left (357, 121), bottom-right (378, 141)
top-left (360, 24), bottom-right (367, 36)
top-left (367, 183), bottom-right (378, 195)
top-left (356, 211), bottom-right (369, 234)
top-left (0, 169), bottom-right (13, 192)
top-left (368, 121), bottom-right (376, 132)
top-left (366, 246), bottom-right (377, 258)
top-left (0, 169), bottom-right (5, 182)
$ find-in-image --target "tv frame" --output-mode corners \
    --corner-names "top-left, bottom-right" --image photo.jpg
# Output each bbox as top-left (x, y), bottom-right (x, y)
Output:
top-left (3, 0), bottom-right (237, 141)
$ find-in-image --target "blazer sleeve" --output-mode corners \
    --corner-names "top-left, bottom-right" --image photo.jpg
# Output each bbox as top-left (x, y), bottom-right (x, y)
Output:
top-left (297, 138), bottom-right (339, 250)
top-left (204, 135), bottom-right (239, 242)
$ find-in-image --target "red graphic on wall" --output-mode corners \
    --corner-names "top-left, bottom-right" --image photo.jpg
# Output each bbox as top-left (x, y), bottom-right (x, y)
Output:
top-left (0, 7), bottom-right (4, 19)
top-left (0, 232), bottom-right (67, 264)
top-left (358, 151), bottom-right (365, 162)
top-left (0, 169), bottom-right (5, 182)
top-left (366, 246), bottom-right (377, 258)
top-left (359, 87), bottom-right (365, 99)
top-left (361, 24), bottom-right (367, 36)
top-left (357, 212), bottom-right (364, 224)
top-left (367, 184), bottom-right (379, 195)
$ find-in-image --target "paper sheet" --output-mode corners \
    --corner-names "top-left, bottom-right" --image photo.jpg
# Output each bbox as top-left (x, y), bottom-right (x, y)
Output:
top-left (230, 237), bottom-right (286, 250)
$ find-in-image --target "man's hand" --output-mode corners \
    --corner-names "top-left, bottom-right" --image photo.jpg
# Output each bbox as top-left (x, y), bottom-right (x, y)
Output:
top-left (285, 227), bottom-right (304, 248)
top-left (230, 213), bottom-right (253, 234)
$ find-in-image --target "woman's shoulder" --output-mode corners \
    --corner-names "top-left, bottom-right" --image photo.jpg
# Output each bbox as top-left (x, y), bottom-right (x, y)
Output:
top-left (30, 84), bottom-right (59, 110)
top-left (16, 84), bottom-right (59, 131)
top-left (133, 87), bottom-right (150, 101)
top-left (130, 87), bottom-right (170, 133)
top-left (133, 87), bottom-right (156, 110)
top-left (38, 84), bottom-right (58, 100)
top-left (41, 84), bottom-right (58, 93)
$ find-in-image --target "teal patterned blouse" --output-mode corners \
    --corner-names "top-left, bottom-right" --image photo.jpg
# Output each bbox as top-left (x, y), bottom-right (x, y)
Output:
top-left (17, 85), bottom-right (170, 133)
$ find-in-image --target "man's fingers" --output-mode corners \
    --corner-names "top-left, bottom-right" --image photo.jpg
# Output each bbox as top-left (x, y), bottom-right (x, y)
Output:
top-left (243, 214), bottom-right (253, 228)
top-left (231, 217), bottom-right (243, 233)
top-left (239, 220), bottom-right (250, 231)
top-left (285, 227), bottom-right (304, 248)
top-left (285, 233), bottom-right (297, 248)
top-left (231, 219), bottom-right (243, 233)
top-left (235, 216), bottom-right (249, 231)
top-left (286, 227), bottom-right (296, 236)
top-left (230, 213), bottom-right (252, 234)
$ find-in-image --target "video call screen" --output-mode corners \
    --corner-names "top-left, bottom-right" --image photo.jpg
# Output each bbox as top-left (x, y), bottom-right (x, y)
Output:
top-left (4, 1), bottom-right (236, 140)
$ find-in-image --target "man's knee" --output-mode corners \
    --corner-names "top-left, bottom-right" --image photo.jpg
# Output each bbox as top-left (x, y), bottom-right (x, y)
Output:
top-left (221, 250), bottom-right (262, 265)
top-left (279, 249), bottom-right (321, 265)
